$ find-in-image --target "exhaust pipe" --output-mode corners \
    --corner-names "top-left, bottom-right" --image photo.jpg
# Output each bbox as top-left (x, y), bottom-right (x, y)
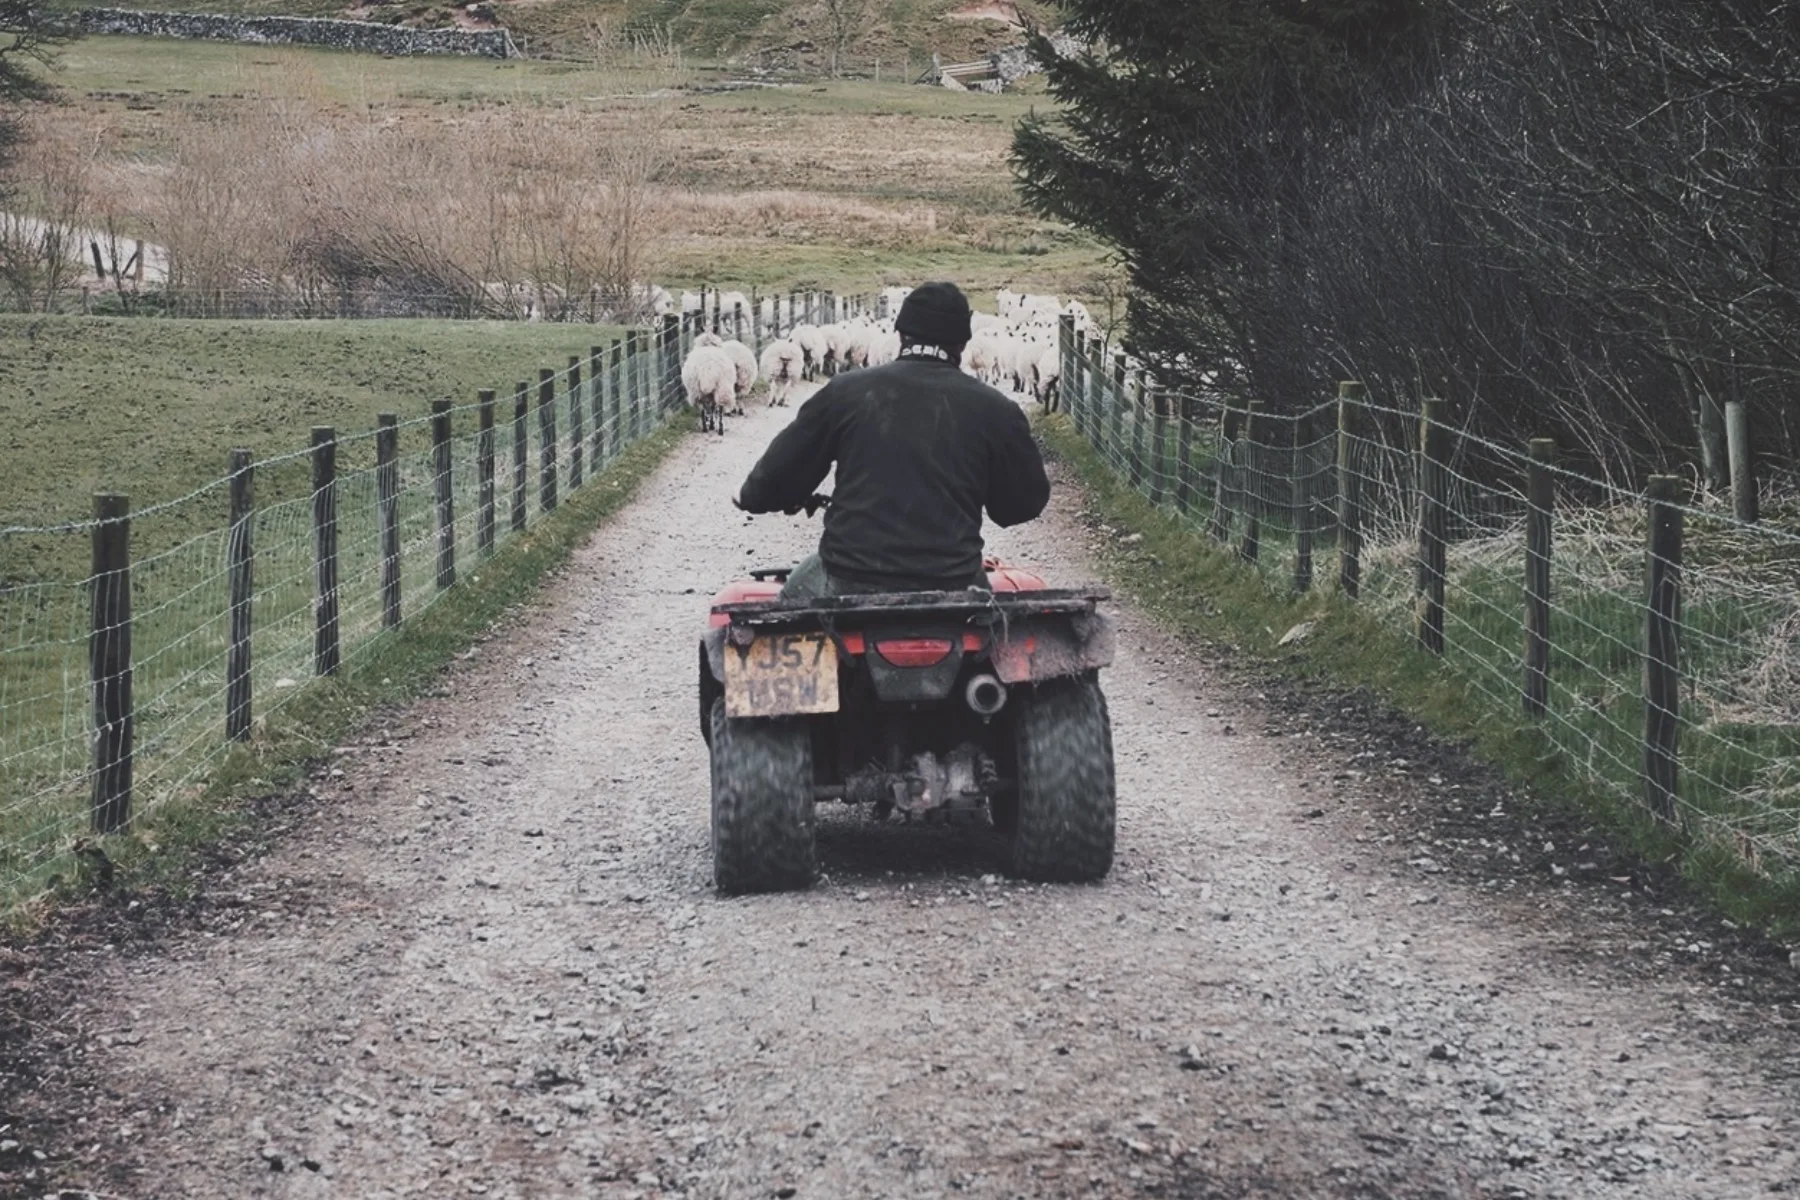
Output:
top-left (965, 674), bottom-right (1008, 718)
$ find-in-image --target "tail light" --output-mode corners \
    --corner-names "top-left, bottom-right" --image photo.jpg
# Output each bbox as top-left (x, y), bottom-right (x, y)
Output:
top-left (874, 638), bottom-right (954, 668)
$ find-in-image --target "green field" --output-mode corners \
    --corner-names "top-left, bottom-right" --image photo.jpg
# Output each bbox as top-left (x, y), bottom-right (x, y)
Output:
top-left (0, 315), bottom-right (620, 541)
top-left (0, 314), bottom-right (685, 908)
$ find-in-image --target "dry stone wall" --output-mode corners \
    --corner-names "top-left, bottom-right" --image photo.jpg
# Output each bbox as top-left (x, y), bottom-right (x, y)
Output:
top-left (73, 8), bottom-right (519, 58)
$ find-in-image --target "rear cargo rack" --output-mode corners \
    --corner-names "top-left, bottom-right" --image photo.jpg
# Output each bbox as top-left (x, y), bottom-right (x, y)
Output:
top-left (712, 587), bottom-right (1110, 627)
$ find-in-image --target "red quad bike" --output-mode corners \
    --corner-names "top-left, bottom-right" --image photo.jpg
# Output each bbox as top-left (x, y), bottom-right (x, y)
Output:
top-left (698, 520), bottom-right (1118, 896)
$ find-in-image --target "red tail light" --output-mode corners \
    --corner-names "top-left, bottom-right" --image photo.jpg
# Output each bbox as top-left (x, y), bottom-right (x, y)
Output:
top-left (875, 638), bottom-right (954, 668)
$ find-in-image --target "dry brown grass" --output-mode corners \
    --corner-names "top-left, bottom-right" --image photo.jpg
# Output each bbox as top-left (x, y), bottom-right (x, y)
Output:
top-left (11, 36), bottom-right (1107, 307)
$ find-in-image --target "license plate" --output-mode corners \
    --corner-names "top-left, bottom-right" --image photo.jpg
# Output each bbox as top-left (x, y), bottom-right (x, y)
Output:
top-left (723, 632), bottom-right (840, 718)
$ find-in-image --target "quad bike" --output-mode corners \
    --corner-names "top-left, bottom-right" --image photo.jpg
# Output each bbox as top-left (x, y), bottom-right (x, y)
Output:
top-left (698, 505), bottom-right (1117, 895)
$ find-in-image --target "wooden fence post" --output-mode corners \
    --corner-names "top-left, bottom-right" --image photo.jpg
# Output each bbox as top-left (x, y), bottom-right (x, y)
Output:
top-left (607, 340), bottom-right (625, 459)
top-left (1106, 368), bottom-right (1128, 474)
top-left (1292, 411), bottom-right (1314, 593)
top-left (1175, 395), bottom-right (1196, 517)
top-left (634, 330), bottom-right (651, 435)
top-left (567, 356), bottom-right (585, 490)
top-left (1643, 475), bottom-right (1684, 824)
top-left (1239, 399), bottom-right (1263, 562)
top-left (1414, 397), bottom-right (1449, 653)
top-left (538, 368), bottom-right (559, 513)
top-left (90, 493), bottom-right (132, 833)
top-left (733, 300), bottom-right (745, 343)
top-left (589, 346), bottom-right (606, 465)
top-left (226, 451), bottom-right (254, 742)
top-left (1128, 378), bottom-right (1150, 493)
top-left (1726, 400), bottom-right (1758, 524)
top-left (432, 399), bottom-right (456, 590)
top-left (1057, 315), bottom-right (1075, 421)
top-left (1147, 383), bottom-right (1169, 506)
top-left (511, 383), bottom-right (529, 533)
top-left (1071, 327), bottom-right (1087, 423)
top-left (662, 314), bottom-right (682, 413)
top-left (1338, 382), bottom-right (1366, 599)
top-left (477, 390), bottom-right (497, 556)
top-left (1210, 404), bottom-right (1241, 543)
top-left (377, 414), bottom-right (401, 627)
top-left (643, 326), bottom-right (656, 426)
top-left (312, 427), bottom-right (340, 677)
top-left (1523, 438), bottom-right (1554, 716)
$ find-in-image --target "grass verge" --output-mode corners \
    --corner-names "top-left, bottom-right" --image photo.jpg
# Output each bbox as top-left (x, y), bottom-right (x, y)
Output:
top-left (6, 417), bottom-right (685, 926)
top-left (1038, 412), bottom-right (1800, 941)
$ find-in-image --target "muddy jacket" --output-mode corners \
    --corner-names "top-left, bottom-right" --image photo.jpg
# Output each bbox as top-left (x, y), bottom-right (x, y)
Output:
top-left (737, 354), bottom-right (1051, 592)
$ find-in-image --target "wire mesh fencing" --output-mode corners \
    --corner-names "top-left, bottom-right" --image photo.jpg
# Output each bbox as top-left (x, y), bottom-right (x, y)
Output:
top-left (0, 319), bottom-right (693, 905)
top-left (1056, 322), bottom-right (1800, 888)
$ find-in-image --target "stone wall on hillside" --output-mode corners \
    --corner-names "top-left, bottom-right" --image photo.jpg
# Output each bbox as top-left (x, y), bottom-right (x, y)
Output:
top-left (73, 8), bottom-right (519, 58)
top-left (989, 32), bottom-right (1082, 86)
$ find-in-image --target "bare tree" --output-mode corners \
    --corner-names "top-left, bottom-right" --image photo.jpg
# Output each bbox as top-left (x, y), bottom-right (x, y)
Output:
top-left (821, 0), bottom-right (871, 79)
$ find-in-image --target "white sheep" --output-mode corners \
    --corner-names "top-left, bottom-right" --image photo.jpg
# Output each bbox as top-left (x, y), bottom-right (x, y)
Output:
top-left (867, 327), bottom-right (902, 367)
top-left (760, 339), bottom-right (804, 407)
top-left (1033, 347), bottom-right (1062, 408)
top-left (790, 324), bottom-right (827, 380)
top-left (821, 322), bottom-right (856, 376)
top-left (722, 339), bottom-right (758, 414)
top-left (682, 345), bottom-right (736, 435)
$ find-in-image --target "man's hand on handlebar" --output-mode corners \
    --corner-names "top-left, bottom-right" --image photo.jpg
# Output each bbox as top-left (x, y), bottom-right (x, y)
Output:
top-left (736, 492), bottom-right (831, 517)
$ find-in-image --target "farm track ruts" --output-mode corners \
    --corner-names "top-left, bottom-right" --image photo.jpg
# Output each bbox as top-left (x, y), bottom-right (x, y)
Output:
top-left (4, 393), bottom-right (1800, 1199)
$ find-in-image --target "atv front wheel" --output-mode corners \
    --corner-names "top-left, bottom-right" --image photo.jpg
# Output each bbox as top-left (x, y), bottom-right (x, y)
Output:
top-left (709, 698), bottom-right (816, 895)
top-left (1008, 674), bottom-right (1115, 883)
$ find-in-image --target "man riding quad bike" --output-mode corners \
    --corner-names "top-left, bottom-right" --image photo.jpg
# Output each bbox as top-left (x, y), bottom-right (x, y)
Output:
top-left (698, 283), bottom-right (1117, 894)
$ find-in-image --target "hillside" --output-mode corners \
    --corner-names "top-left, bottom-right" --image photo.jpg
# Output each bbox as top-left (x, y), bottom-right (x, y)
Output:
top-left (50, 0), bottom-right (1061, 66)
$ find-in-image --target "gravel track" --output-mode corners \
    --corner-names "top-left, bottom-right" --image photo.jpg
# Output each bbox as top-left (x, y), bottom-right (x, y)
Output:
top-left (9, 394), bottom-right (1800, 1199)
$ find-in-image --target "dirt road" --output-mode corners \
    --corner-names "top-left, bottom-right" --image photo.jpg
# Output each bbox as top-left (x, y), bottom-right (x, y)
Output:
top-left (9, 396), bottom-right (1799, 1198)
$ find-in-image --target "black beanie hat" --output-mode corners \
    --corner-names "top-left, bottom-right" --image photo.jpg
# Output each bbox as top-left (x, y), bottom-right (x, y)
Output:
top-left (895, 282), bottom-right (973, 349)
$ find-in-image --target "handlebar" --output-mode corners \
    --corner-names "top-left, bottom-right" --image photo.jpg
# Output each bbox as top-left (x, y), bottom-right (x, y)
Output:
top-left (732, 492), bottom-right (832, 517)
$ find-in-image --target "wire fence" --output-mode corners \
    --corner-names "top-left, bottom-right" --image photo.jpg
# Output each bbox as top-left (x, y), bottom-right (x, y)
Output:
top-left (1, 320), bottom-right (681, 903)
top-left (1056, 322), bottom-right (1800, 887)
top-left (0, 286), bottom-right (873, 906)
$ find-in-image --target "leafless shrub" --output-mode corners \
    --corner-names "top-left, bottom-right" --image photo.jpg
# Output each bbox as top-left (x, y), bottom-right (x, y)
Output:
top-left (144, 48), bottom-right (683, 319)
top-left (0, 116), bottom-right (94, 311)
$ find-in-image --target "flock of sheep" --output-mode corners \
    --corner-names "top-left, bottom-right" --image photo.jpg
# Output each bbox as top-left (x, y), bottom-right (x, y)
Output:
top-left (678, 286), bottom-right (1102, 435)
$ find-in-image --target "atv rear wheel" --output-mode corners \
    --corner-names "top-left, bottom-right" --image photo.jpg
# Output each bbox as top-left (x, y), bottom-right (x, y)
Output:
top-left (709, 697), bottom-right (816, 895)
top-left (1008, 674), bottom-right (1115, 883)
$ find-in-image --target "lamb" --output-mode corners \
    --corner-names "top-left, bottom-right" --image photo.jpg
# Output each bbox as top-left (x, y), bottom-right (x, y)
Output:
top-left (821, 322), bottom-right (856, 376)
top-left (717, 290), bottom-right (751, 336)
top-left (964, 333), bottom-right (1005, 386)
top-left (681, 344), bottom-right (736, 435)
top-left (790, 324), bottom-right (827, 380)
top-left (867, 327), bottom-right (902, 368)
top-left (1032, 347), bottom-right (1062, 409)
top-left (722, 339), bottom-right (758, 414)
top-left (759, 339), bottom-right (804, 407)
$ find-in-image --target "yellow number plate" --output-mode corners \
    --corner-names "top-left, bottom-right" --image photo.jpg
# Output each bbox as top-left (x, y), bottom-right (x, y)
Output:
top-left (723, 632), bottom-right (840, 718)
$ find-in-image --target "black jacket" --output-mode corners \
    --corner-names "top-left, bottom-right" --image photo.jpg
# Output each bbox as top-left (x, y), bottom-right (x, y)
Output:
top-left (738, 355), bottom-right (1051, 590)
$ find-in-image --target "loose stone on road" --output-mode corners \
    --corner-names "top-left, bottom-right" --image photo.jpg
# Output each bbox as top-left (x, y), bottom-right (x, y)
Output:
top-left (9, 396), bottom-right (1799, 1199)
